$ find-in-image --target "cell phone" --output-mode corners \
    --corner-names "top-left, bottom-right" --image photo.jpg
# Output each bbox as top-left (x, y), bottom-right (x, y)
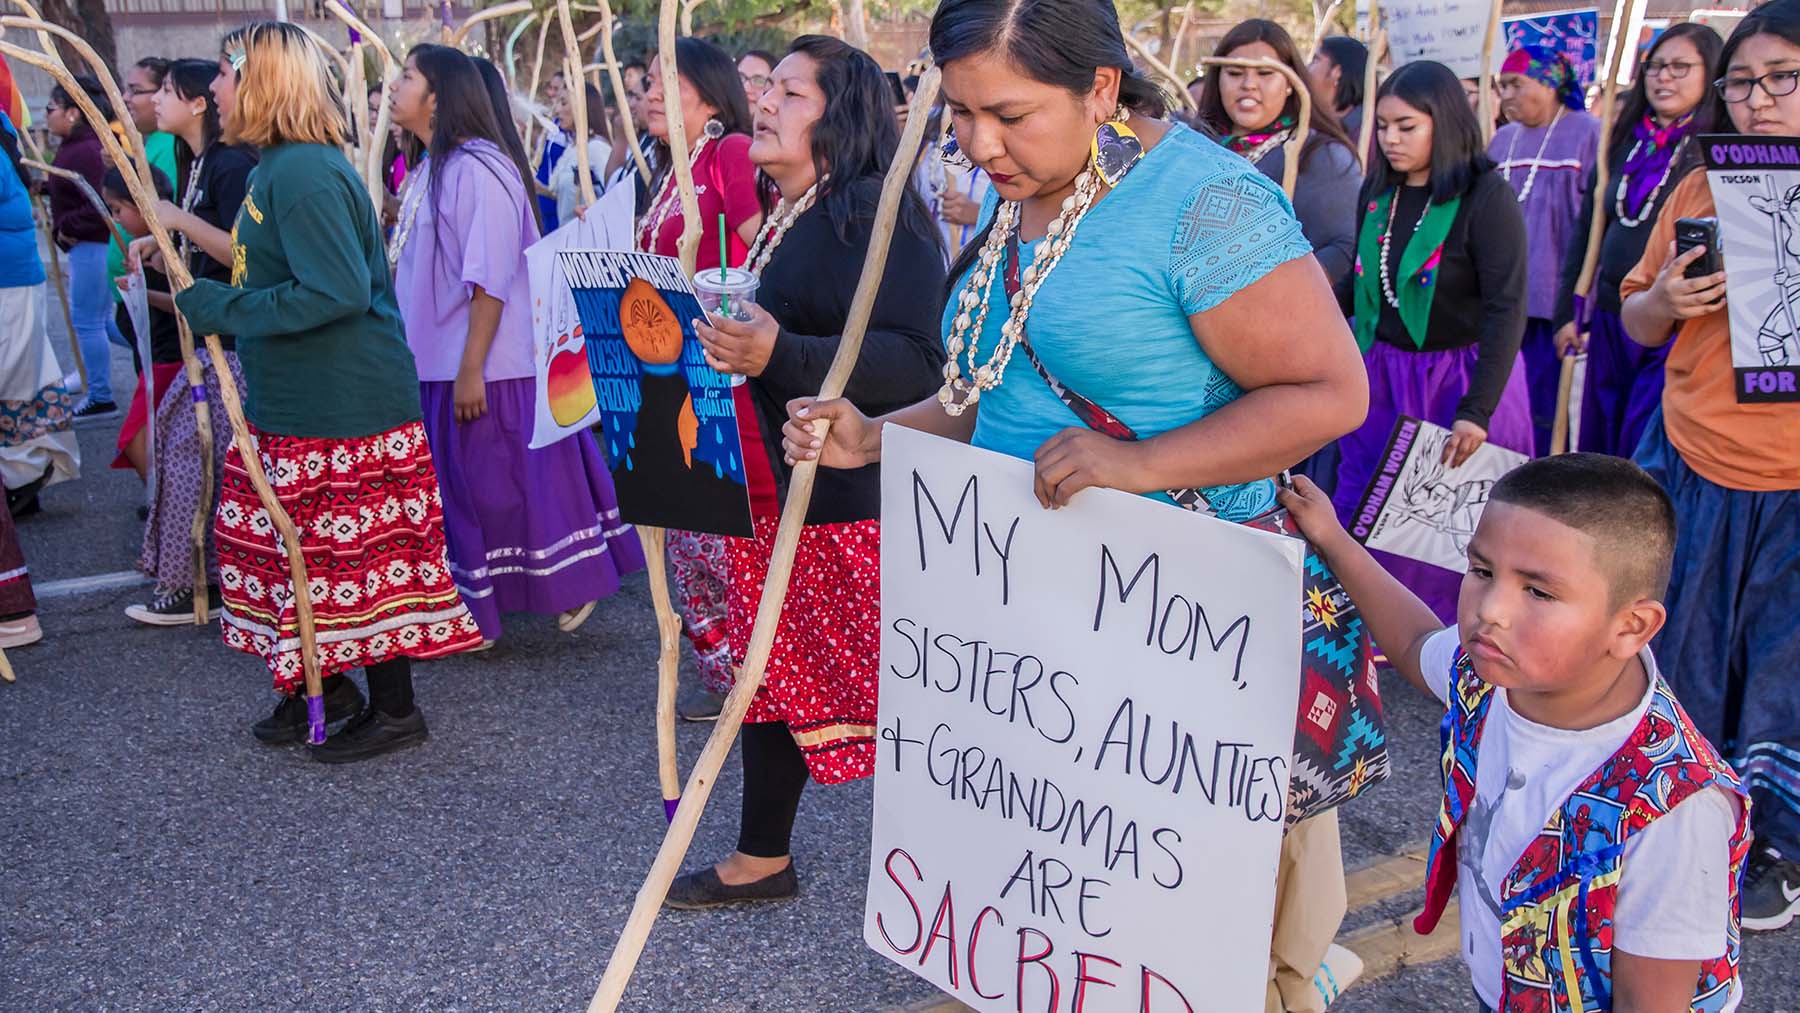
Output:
top-left (1675, 217), bottom-right (1723, 279)
top-left (884, 71), bottom-right (907, 107)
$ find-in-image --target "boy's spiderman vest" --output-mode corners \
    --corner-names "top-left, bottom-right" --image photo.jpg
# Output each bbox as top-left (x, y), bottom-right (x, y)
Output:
top-left (1416, 649), bottom-right (1751, 1012)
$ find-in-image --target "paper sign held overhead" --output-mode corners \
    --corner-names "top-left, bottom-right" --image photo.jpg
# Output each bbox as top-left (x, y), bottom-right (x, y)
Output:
top-left (1701, 134), bottom-right (1800, 403)
top-left (865, 428), bottom-right (1302, 1013)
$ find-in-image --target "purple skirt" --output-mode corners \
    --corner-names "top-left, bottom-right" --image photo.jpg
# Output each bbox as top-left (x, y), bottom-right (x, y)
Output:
top-left (1578, 307), bottom-right (1668, 457)
top-left (1331, 341), bottom-right (1535, 622)
top-left (421, 376), bottom-right (646, 640)
top-left (1520, 318), bottom-right (1563, 457)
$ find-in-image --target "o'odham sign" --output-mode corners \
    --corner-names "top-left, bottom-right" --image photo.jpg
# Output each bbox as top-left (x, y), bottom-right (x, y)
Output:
top-left (864, 428), bottom-right (1303, 1012)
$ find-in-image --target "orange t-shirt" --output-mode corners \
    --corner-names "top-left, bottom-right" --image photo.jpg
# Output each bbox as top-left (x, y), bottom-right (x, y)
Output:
top-left (1620, 172), bottom-right (1800, 491)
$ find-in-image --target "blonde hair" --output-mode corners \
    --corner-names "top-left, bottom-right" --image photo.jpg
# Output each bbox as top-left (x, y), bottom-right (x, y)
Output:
top-left (229, 21), bottom-right (345, 148)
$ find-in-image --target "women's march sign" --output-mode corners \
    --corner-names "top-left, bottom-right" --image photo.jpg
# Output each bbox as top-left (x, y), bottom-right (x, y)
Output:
top-left (526, 181), bottom-right (634, 449)
top-left (865, 428), bottom-right (1302, 1012)
top-left (1702, 134), bottom-right (1800, 403)
top-left (560, 250), bottom-right (754, 537)
top-left (1349, 416), bottom-right (1527, 573)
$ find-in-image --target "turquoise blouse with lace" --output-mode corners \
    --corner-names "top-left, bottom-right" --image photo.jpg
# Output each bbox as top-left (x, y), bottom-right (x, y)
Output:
top-left (943, 122), bottom-right (1312, 521)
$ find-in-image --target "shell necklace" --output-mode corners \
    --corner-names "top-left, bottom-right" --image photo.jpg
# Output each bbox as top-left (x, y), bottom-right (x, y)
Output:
top-left (1613, 135), bottom-right (1686, 229)
top-left (1378, 190), bottom-right (1433, 309)
top-left (386, 161), bottom-right (430, 267)
top-left (636, 133), bottom-right (714, 252)
top-left (938, 168), bottom-right (1102, 415)
top-left (1501, 107), bottom-right (1564, 205)
top-left (744, 179), bottom-right (820, 276)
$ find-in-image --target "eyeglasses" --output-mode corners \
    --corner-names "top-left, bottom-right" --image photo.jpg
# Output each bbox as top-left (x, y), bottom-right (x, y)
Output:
top-left (740, 73), bottom-right (770, 91)
top-left (1643, 59), bottom-right (1698, 80)
top-left (1715, 69), bottom-right (1800, 103)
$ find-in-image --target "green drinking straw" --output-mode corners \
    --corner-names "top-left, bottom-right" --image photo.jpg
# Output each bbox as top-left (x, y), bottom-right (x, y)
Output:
top-left (717, 212), bottom-right (730, 316)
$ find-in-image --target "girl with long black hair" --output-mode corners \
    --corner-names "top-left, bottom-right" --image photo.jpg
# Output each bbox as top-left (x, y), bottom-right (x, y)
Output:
top-left (1553, 23), bottom-right (1724, 456)
top-left (667, 34), bottom-right (946, 908)
top-left (386, 44), bottom-right (642, 646)
top-left (125, 57), bottom-right (261, 626)
top-left (1332, 60), bottom-right (1533, 623)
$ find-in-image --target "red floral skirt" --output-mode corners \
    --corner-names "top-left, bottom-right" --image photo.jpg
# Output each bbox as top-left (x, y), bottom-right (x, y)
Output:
top-left (215, 420), bottom-right (484, 691)
top-left (727, 514), bottom-right (882, 785)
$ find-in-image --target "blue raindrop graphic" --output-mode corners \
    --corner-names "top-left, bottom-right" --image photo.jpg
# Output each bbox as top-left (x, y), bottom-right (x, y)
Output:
top-left (625, 454), bottom-right (634, 471)
top-left (714, 460), bottom-right (723, 479)
top-left (628, 432), bottom-right (636, 449)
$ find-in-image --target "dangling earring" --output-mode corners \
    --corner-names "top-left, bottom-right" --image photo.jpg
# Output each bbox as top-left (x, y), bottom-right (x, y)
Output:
top-left (703, 117), bottom-right (724, 140)
top-left (1090, 104), bottom-right (1143, 188)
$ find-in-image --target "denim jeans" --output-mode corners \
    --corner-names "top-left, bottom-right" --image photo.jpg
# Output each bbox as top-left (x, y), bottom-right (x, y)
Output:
top-left (66, 240), bottom-right (114, 404)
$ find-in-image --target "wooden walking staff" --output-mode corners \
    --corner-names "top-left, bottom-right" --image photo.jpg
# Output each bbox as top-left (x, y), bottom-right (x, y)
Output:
top-left (7, 19), bottom-right (218, 625)
top-left (1555, 0), bottom-right (1640, 455)
top-left (450, 0), bottom-right (533, 47)
top-left (1200, 55), bottom-right (1313, 198)
top-left (590, 0), bottom-right (652, 185)
top-left (0, 23), bottom-right (331, 726)
top-left (324, 0), bottom-right (398, 210)
top-left (1121, 31), bottom-right (1198, 114)
top-left (15, 130), bottom-right (83, 392)
top-left (1358, 29), bottom-right (1386, 168)
top-left (551, 0), bottom-right (683, 821)
top-left (1477, 0), bottom-right (1505, 143)
top-left (586, 63), bottom-right (946, 1013)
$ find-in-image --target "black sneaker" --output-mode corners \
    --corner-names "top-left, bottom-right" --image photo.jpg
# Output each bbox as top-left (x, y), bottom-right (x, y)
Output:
top-left (125, 586), bottom-right (223, 627)
top-left (5, 464), bottom-right (51, 518)
top-left (251, 678), bottom-right (366, 745)
top-left (664, 862), bottom-right (798, 910)
top-left (308, 705), bottom-right (429, 764)
top-left (72, 400), bottom-right (118, 420)
top-left (677, 686), bottom-right (726, 723)
top-left (1743, 844), bottom-right (1800, 931)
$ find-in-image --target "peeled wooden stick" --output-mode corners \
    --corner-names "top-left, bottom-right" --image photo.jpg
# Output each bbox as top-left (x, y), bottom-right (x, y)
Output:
top-left (503, 9), bottom-right (537, 83)
top-left (1477, 0), bottom-right (1505, 144)
top-left (591, 0), bottom-right (651, 184)
top-left (1310, 0), bottom-right (1344, 57)
top-left (1357, 29), bottom-right (1386, 167)
top-left (585, 64), bottom-right (945, 1013)
top-left (1200, 55), bottom-right (1312, 198)
top-left (1121, 31), bottom-right (1198, 113)
top-left (0, 643), bottom-right (13, 682)
top-left (554, 0), bottom-right (593, 208)
top-left (19, 158), bottom-right (82, 392)
top-left (1555, 0), bottom-right (1639, 455)
top-left (657, 0), bottom-right (702, 276)
top-left (323, 0), bottom-right (398, 209)
top-left (24, 159), bottom-right (129, 249)
top-left (8, 20), bottom-right (215, 625)
top-left (0, 26), bottom-right (330, 731)
top-left (451, 0), bottom-right (533, 47)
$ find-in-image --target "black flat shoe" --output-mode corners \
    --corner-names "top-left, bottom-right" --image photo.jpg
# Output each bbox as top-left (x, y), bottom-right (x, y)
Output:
top-left (308, 706), bottom-right (428, 764)
top-left (664, 863), bottom-right (798, 910)
top-left (251, 678), bottom-right (365, 745)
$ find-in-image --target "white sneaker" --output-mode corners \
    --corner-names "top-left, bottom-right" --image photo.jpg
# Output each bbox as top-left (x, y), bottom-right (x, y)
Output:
top-left (0, 613), bottom-right (43, 648)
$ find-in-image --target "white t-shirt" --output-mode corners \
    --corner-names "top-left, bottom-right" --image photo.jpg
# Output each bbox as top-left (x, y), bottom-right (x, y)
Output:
top-left (549, 137), bottom-right (614, 228)
top-left (1418, 628), bottom-right (1741, 1011)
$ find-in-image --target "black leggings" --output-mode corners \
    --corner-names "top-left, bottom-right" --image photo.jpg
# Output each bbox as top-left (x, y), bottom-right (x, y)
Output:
top-left (736, 722), bottom-right (809, 859)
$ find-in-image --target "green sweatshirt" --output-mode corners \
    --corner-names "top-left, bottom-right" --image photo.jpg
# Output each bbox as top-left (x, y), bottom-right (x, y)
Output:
top-left (176, 142), bottom-right (420, 439)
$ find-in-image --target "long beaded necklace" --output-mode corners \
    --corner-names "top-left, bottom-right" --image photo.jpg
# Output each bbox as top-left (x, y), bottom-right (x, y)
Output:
top-left (1500, 106), bottom-right (1565, 204)
top-left (1378, 190), bottom-right (1433, 309)
top-left (1613, 134), bottom-right (1686, 229)
top-left (386, 161), bottom-right (430, 267)
top-left (636, 133), bottom-right (714, 252)
top-left (938, 169), bottom-right (1102, 415)
top-left (744, 179), bottom-right (820, 276)
top-left (177, 152), bottom-right (205, 268)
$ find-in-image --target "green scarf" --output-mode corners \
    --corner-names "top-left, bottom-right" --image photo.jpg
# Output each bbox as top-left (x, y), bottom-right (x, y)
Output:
top-left (1352, 188), bottom-right (1461, 351)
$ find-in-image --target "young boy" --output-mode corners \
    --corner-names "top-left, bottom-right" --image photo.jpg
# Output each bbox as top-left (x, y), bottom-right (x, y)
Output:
top-left (1277, 455), bottom-right (1748, 1012)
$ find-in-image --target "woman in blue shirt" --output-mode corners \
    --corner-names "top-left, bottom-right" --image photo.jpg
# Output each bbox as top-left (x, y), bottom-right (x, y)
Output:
top-left (780, 1), bottom-right (1368, 1008)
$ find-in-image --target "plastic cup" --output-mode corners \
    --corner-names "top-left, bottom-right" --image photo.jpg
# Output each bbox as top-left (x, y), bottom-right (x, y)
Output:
top-left (692, 267), bottom-right (760, 386)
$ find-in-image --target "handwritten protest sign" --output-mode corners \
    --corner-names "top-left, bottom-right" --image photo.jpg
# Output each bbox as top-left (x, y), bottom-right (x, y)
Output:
top-left (865, 428), bottom-right (1302, 1012)
top-left (1701, 134), bottom-right (1800, 403)
top-left (1504, 8), bottom-right (1599, 88)
top-left (561, 249), bottom-right (754, 537)
top-left (1349, 416), bottom-right (1528, 573)
top-left (1385, 0), bottom-right (1498, 78)
top-left (527, 180), bottom-right (634, 449)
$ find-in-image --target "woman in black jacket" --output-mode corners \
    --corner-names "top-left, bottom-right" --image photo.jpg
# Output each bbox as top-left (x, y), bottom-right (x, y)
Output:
top-left (673, 34), bottom-right (946, 907)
